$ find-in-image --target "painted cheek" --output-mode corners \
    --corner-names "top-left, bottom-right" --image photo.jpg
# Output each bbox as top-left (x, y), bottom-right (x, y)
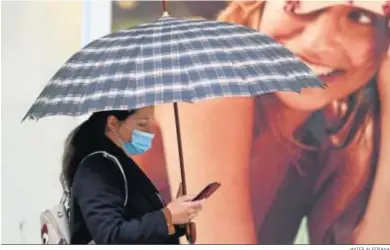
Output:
top-left (348, 41), bottom-right (376, 67)
top-left (260, 4), bottom-right (294, 34)
top-left (261, 17), bottom-right (304, 45)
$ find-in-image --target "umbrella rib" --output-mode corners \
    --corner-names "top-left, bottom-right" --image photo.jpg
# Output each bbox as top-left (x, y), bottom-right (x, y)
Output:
top-left (245, 31), bottom-right (324, 91)
top-left (168, 23), bottom-right (203, 194)
top-left (247, 33), bottom-right (299, 91)
top-left (182, 22), bottom-right (253, 99)
top-left (202, 24), bottom-right (252, 96)
top-left (62, 41), bottom-right (105, 117)
top-left (23, 50), bottom-right (83, 121)
top-left (174, 26), bottom-right (207, 103)
top-left (75, 32), bottom-right (128, 115)
top-left (115, 28), bottom-right (147, 111)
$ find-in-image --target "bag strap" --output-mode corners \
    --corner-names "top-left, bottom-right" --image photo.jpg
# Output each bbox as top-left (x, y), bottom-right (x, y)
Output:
top-left (94, 151), bottom-right (128, 207)
top-left (60, 151), bottom-right (129, 213)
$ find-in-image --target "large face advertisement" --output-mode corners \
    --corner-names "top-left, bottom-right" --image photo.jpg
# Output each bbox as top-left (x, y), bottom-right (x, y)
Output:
top-left (112, 0), bottom-right (390, 244)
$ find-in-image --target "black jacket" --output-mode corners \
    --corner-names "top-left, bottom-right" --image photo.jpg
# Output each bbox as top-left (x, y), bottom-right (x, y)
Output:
top-left (69, 137), bottom-right (185, 244)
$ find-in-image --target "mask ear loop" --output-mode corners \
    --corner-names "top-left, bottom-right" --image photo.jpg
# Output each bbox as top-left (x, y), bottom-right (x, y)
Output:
top-left (114, 122), bottom-right (132, 147)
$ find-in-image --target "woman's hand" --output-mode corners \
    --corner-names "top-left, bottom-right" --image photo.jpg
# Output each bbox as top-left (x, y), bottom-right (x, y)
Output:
top-left (166, 195), bottom-right (203, 225)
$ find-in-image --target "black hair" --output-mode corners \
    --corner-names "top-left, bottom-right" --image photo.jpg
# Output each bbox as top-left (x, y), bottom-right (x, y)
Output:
top-left (61, 110), bottom-right (136, 188)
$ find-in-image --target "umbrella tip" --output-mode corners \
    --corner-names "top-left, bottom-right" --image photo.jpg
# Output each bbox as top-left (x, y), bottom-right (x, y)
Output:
top-left (162, 0), bottom-right (168, 12)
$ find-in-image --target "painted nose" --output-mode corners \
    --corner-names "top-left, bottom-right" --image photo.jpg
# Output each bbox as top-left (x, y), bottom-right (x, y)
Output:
top-left (296, 10), bottom-right (344, 60)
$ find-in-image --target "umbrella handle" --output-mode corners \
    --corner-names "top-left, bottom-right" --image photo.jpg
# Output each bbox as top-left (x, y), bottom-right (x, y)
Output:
top-left (174, 103), bottom-right (196, 244)
top-left (185, 222), bottom-right (196, 244)
top-left (173, 103), bottom-right (187, 195)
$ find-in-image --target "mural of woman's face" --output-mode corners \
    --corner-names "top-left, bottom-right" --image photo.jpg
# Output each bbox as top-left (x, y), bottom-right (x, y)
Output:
top-left (259, 1), bottom-right (389, 111)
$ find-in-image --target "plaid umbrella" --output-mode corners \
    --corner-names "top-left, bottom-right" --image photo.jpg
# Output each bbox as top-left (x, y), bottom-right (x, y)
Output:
top-left (23, 14), bottom-right (324, 121)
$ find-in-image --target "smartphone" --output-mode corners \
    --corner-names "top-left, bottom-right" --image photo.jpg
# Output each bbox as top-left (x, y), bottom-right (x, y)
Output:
top-left (192, 182), bottom-right (221, 201)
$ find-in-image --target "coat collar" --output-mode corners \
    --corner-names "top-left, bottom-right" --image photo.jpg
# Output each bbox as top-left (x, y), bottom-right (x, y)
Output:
top-left (99, 136), bottom-right (164, 209)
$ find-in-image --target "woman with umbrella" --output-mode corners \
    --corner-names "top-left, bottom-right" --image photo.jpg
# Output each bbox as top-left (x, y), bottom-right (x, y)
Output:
top-left (152, 0), bottom-right (390, 244)
top-left (61, 106), bottom-right (203, 244)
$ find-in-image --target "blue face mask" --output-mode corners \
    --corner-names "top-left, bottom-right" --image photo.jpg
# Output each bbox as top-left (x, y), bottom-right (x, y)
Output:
top-left (123, 129), bottom-right (155, 155)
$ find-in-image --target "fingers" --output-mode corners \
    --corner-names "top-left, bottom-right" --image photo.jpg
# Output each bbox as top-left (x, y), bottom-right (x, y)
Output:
top-left (189, 212), bottom-right (198, 221)
top-left (188, 200), bottom-right (203, 210)
top-left (177, 194), bottom-right (196, 202)
top-left (187, 204), bottom-right (202, 220)
top-left (187, 208), bottom-right (200, 221)
top-left (188, 205), bottom-right (202, 214)
top-left (177, 194), bottom-right (207, 203)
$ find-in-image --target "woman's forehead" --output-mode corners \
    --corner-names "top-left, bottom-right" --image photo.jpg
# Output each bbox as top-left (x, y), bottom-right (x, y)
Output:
top-left (134, 106), bottom-right (154, 119)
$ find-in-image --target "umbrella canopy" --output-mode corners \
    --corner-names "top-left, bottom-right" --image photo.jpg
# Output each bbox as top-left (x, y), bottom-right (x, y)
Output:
top-left (23, 13), bottom-right (324, 121)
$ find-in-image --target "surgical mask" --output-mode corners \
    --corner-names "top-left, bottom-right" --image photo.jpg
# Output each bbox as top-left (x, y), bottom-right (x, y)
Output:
top-left (122, 129), bottom-right (155, 155)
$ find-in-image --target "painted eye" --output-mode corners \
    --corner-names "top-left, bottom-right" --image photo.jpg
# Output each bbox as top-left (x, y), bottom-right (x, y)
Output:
top-left (348, 10), bottom-right (375, 25)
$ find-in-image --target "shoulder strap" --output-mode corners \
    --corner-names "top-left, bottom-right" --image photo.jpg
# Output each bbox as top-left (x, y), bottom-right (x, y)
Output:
top-left (61, 151), bottom-right (128, 208)
top-left (82, 151), bottom-right (129, 207)
top-left (98, 151), bottom-right (128, 207)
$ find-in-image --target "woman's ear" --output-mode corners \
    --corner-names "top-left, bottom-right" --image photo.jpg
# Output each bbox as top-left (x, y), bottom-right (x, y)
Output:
top-left (106, 115), bottom-right (119, 132)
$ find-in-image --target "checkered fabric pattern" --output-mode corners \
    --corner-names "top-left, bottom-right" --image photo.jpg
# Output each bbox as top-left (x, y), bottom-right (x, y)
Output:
top-left (23, 14), bottom-right (324, 121)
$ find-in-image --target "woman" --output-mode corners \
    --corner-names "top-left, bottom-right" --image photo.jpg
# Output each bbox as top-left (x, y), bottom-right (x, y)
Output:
top-left (152, 0), bottom-right (390, 244)
top-left (62, 106), bottom-right (203, 244)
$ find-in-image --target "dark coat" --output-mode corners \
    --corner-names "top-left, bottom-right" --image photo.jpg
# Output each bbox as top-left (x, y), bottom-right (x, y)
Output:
top-left (69, 137), bottom-right (185, 244)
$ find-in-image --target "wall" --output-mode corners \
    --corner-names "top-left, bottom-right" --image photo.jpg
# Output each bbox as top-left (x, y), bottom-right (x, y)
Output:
top-left (1, 1), bottom-right (82, 243)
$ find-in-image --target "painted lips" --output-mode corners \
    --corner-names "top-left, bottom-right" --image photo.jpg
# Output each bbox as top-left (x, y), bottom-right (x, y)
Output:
top-left (303, 61), bottom-right (345, 82)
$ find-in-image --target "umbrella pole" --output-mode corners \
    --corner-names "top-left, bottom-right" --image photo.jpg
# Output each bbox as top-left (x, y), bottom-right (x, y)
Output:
top-left (173, 102), bottom-right (187, 195)
top-left (173, 102), bottom-right (196, 245)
